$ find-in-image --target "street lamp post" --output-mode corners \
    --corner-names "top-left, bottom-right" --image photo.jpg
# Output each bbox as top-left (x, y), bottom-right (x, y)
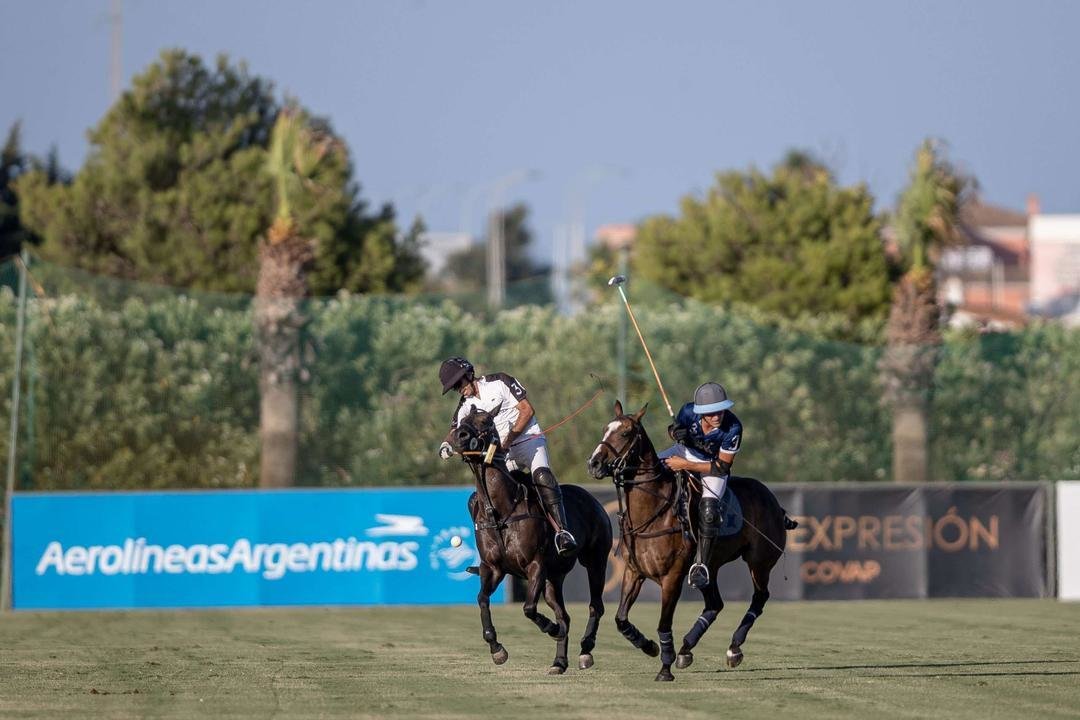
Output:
top-left (2, 251), bottom-right (29, 612)
top-left (486, 169), bottom-right (540, 310)
top-left (557, 165), bottom-right (631, 316)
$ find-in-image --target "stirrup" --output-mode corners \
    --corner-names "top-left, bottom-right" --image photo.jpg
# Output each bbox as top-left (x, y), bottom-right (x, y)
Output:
top-left (554, 530), bottom-right (577, 556)
top-left (687, 562), bottom-right (709, 589)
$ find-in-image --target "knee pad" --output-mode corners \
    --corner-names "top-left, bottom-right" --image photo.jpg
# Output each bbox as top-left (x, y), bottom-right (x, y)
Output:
top-left (533, 466), bottom-right (557, 489)
top-left (701, 498), bottom-right (720, 526)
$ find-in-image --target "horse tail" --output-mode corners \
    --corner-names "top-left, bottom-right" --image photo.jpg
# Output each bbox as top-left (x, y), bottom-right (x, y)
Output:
top-left (734, 477), bottom-right (796, 534)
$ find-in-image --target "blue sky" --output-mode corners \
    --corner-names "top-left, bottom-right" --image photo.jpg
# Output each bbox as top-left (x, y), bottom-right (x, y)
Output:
top-left (3, 0), bottom-right (1079, 261)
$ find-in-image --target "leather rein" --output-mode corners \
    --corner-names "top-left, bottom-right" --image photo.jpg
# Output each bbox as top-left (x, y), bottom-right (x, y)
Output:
top-left (600, 422), bottom-right (686, 544)
top-left (458, 424), bottom-right (547, 558)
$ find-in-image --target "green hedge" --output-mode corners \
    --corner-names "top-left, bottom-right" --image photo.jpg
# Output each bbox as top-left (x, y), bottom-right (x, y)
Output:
top-left (0, 267), bottom-right (1077, 490)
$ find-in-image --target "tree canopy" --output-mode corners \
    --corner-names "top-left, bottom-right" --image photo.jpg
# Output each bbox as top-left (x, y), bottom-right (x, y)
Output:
top-left (0, 122), bottom-right (31, 260)
top-left (893, 139), bottom-right (972, 274)
top-left (1, 122), bottom-right (68, 261)
top-left (633, 152), bottom-right (892, 322)
top-left (15, 50), bottom-right (423, 295)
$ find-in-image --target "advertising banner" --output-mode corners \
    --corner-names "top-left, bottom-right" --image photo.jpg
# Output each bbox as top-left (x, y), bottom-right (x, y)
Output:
top-left (560, 483), bottom-right (1049, 603)
top-left (1058, 481), bottom-right (1080, 600)
top-left (782, 484), bottom-right (1047, 600)
top-left (13, 488), bottom-right (492, 610)
top-left (13, 482), bottom-right (1049, 609)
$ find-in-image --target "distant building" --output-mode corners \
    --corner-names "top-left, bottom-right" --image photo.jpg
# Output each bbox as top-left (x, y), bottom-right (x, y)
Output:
top-left (418, 231), bottom-right (473, 278)
top-left (937, 198), bottom-right (1033, 329)
top-left (595, 223), bottom-right (637, 251)
top-left (1029, 213), bottom-right (1080, 326)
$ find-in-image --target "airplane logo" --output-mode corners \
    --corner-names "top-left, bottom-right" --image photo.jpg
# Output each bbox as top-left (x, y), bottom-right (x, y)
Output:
top-left (365, 514), bottom-right (429, 537)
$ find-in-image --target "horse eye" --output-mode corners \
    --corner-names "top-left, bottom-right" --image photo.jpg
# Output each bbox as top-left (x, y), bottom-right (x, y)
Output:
top-left (620, 430), bottom-right (631, 438)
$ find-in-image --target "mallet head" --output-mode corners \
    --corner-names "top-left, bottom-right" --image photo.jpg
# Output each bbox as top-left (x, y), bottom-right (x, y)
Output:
top-left (607, 275), bottom-right (627, 287)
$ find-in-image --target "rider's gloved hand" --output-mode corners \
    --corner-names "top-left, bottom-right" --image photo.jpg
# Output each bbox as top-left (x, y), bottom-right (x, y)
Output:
top-left (669, 423), bottom-right (690, 444)
top-left (504, 458), bottom-right (519, 473)
top-left (438, 442), bottom-right (454, 460)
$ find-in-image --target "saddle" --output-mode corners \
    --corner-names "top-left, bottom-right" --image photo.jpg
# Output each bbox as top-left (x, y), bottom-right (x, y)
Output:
top-left (676, 471), bottom-right (744, 538)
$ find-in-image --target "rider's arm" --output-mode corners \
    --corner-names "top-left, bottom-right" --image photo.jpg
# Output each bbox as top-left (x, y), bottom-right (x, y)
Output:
top-left (503, 397), bottom-right (534, 449)
top-left (665, 449), bottom-right (734, 475)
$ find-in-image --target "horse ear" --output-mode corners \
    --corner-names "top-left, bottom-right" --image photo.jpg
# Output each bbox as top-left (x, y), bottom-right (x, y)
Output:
top-left (632, 403), bottom-right (649, 422)
top-left (613, 400), bottom-right (624, 417)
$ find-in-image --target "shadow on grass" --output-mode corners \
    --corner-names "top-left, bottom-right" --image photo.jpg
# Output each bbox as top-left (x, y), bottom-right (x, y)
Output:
top-left (737, 658), bottom-right (1080, 672)
top-left (703, 658), bottom-right (1080, 680)
top-left (722, 670), bottom-right (1080, 680)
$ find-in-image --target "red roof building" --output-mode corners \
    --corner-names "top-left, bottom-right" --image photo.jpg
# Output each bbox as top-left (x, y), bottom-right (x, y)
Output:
top-left (937, 197), bottom-right (1035, 328)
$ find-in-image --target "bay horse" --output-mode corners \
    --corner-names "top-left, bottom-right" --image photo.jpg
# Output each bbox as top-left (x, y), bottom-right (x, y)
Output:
top-left (586, 401), bottom-right (791, 680)
top-left (447, 405), bottom-right (613, 674)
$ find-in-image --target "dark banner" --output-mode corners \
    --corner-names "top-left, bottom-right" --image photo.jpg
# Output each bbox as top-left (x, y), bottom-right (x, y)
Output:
top-left (556, 483), bottom-right (1048, 604)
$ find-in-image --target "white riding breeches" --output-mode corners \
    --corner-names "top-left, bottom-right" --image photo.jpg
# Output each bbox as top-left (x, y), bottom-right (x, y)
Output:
top-left (658, 444), bottom-right (728, 500)
top-left (507, 433), bottom-right (550, 475)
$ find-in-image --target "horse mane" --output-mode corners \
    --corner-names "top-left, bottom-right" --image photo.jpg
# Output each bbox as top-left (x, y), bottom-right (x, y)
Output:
top-left (619, 413), bottom-right (672, 483)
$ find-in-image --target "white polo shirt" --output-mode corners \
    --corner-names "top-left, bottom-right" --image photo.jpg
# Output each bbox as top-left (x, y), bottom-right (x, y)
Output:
top-left (452, 373), bottom-right (542, 443)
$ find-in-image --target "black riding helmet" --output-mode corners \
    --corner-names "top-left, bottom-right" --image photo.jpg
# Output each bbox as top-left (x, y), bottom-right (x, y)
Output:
top-left (439, 357), bottom-right (475, 394)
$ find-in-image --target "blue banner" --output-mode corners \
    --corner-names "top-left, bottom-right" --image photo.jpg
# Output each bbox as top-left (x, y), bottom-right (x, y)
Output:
top-left (12, 487), bottom-right (499, 610)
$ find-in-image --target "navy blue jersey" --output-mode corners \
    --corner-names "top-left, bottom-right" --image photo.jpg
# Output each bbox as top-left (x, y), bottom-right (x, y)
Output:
top-left (674, 401), bottom-right (742, 458)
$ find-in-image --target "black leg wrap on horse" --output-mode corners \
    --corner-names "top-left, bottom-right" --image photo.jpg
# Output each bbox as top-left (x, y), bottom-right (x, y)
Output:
top-left (658, 630), bottom-right (675, 666)
top-left (732, 610), bottom-right (759, 647)
top-left (483, 628), bottom-right (497, 643)
top-left (616, 618), bottom-right (648, 648)
top-left (581, 614), bottom-right (600, 654)
top-left (682, 609), bottom-right (719, 649)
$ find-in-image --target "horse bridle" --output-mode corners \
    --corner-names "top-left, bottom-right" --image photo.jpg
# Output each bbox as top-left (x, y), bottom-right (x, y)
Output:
top-left (595, 420), bottom-right (648, 479)
top-left (599, 419), bottom-right (685, 550)
top-left (456, 414), bottom-right (546, 549)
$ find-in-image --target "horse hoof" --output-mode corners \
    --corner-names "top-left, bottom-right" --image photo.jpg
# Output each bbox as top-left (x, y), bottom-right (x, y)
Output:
top-left (548, 664), bottom-right (567, 675)
top-left (642, 640), bottom-right (660, 657)
top-left (655, 669), bottom-right (675, 682)
top-left (578, 653), bottom-right (594, 670)
top-left (725, 648), bottom-right (743, 668)
top-left (492, 647), bottom-right (509, 665)
top-left (675, 653), bottom-right (693, 669)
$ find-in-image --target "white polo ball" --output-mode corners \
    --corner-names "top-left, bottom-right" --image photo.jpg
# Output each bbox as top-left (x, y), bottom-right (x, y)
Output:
top-left (450, 535), bottom-right (462, 547)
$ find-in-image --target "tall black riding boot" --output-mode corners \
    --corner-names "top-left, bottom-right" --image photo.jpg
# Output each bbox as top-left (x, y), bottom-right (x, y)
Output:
top-left (533, 467), bottom-right (578, 556)
top-left (688, 497), bottom-right (722, 589)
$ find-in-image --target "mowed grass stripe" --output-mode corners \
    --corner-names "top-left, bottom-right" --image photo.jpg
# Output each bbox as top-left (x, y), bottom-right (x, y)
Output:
top-left (0, 599), bottom-right (1078, 719)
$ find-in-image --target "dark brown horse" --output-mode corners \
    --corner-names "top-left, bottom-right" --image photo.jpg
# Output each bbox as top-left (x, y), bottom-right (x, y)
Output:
top-left (448, 405), bottom-right (613, 674)
top-left (586, 401), bottom-right (791, 680)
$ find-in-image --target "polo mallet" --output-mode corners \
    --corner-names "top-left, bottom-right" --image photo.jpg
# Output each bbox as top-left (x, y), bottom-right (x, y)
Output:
top-left (608, 275), bottom-right (674, 417)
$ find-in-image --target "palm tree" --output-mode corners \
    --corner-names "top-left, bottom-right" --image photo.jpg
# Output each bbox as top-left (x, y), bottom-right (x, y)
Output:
top-left (256, 107), bottom-right (342, 487)
top-left (882, 139), bottom-right (970, 483)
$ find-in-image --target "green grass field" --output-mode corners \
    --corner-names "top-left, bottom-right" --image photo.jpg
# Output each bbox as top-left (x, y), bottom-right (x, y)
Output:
top-left (1, 599), bottom-right (1078, 719)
